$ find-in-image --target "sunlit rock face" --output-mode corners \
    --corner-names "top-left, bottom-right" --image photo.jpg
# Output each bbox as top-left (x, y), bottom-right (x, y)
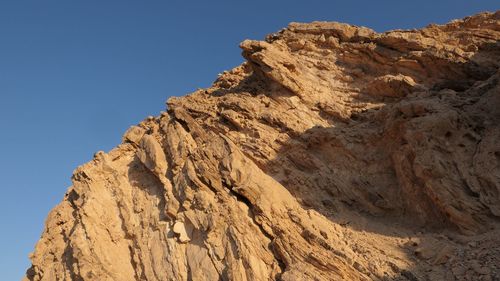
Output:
top-left (26, 12), bottom-right (500, 281)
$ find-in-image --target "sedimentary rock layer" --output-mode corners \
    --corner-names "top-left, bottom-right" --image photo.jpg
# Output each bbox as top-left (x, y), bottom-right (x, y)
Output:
top-left (27, 12), bottom-right (500, 280)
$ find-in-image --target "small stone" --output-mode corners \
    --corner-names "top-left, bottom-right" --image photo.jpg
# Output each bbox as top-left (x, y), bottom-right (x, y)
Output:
top-left (452, 265), bottom-right (466, 277)
top-left (432, 245), bottom-right (453, 265)
top-left (173, 221), bottom-right (190, 243)
top-left (468, 241), bottom-right (477, 248)
top-left (470, 260), bottom-right (491, 275)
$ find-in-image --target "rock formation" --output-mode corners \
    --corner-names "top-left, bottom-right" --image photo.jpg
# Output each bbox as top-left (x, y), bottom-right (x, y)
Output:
top-left (26, 12), bottom-right (500, 280)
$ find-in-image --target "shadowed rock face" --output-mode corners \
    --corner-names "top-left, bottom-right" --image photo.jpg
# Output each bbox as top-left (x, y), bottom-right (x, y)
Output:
top-left (26, 12), bottom-right (500, 281)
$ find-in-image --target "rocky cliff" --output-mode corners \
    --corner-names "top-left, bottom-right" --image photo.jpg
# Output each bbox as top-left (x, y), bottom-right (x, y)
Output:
top-left (26, 12), bottom-right (500, 281)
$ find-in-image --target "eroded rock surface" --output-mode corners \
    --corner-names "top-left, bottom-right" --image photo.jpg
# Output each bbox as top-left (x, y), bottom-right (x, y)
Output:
top-left (26, 12), bottom-right (500, 281)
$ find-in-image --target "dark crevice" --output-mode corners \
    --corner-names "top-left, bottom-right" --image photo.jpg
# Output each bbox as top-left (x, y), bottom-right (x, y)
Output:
top-left (127, 245), bottom-right (143, 281)
top-left (221, 180), bottom-right (288, 277)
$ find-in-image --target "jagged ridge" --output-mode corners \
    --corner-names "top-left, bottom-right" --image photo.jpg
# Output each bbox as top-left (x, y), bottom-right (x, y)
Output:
top-left (27, 12), bottom-right (500, 281)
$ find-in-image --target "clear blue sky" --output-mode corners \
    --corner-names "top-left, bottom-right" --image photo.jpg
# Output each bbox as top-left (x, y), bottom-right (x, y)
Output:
top-left (0, 1), bottom-right (497, 279)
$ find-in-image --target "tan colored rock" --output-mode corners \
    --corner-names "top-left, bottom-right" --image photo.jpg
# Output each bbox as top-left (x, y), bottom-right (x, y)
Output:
top-left (137, 134), bottom-right (168, 177)
top-left (364, 74), bottom-right (421, 97)
top-left (173, 221), bottom-right (190, 243)
top-left (122, 125), bottom-right (145, 144)
top-left (26, 12), bottom-right (500, 281)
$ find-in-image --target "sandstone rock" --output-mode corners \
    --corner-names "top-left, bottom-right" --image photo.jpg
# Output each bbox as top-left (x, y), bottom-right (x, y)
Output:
top-left (137, 134), bottom-right (168, 177)
top-left (26, 12), bottom-right (500, 281)
top-left (173, 221), bottom-right (191, 243)
top-left (122, 125), bottom-right (145, 144)
top-left (364, 74), bottom-right (421, 97)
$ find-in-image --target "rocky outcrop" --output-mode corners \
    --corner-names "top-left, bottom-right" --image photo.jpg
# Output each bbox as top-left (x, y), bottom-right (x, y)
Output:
top-left (26, 12), bottom-right (500, 280)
